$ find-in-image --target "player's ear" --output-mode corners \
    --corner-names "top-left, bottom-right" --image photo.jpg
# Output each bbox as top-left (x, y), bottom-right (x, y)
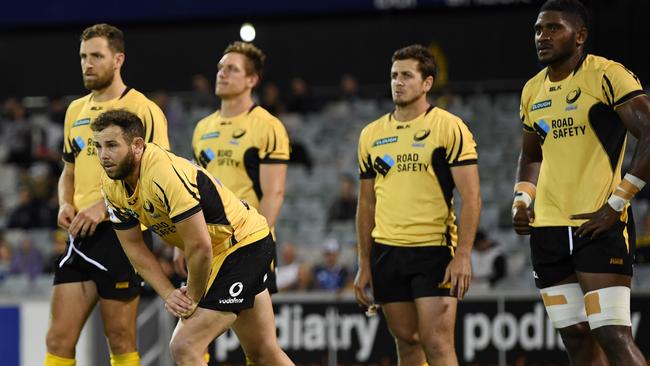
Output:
top-left (133, 136), bottom-right (145, 155)
top-left (248, 74), bottom-right (259, 89)
top-left (114, 52), bottom-right (125, 70)
top-left (576, 26), bottom-right (588, 47)
top-left (423, 75), bottom-right (434, 93)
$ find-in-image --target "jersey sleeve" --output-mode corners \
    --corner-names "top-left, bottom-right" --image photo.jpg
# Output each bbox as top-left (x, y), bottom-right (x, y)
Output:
top-left (601, 63), bottom-right (645, 109)
top-left (62, 101), bottom-right (81, 163)
top-left (357, 126), bottom-right (376, 179)
top-left (151, 160), bottom-right (202, 224)
top-left (520, 84), bottom-right (535, 133)
top-left (258, 118), bottom-right (290, 163)
top-left (139, 101), bottom-right (170, 150)
top-left (444, 119), bottom-right (478, 167)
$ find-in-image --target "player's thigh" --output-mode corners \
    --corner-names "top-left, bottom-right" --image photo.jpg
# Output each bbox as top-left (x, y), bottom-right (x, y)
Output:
top-left (231, 289), bottom-right (280, 355)
top-left (382, 302), bottom-right (419, 342)
top-left (48, 281), bottom-right (98, 339)
top-left (414, 296), bottom-right (458, 346)
top-left (530, 226), bottom-right (575, 289)
top-left (99, 296), bottom-right (139, 335)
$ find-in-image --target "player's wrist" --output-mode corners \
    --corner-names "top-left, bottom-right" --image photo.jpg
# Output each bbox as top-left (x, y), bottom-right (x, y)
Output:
top-left (608, 174), bottom-right (646, 212)
top-left (512, 181), bottom-right (536, 208)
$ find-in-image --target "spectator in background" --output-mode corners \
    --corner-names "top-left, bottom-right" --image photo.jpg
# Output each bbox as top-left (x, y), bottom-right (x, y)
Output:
top-left (312, 238), bottom-right (350, 292)
top-left (189, 74), bottom-right (219, 111)
top-left (10, 232), bottom-right (43, 280)
top-left (635, 211), bottom-right (650, 264)
top-left (0, 232), bottom-right (12, 281)
top-left (287, 77), bottom-right (318, 114)
top-left (340, 73), bottom-right (360, 103)
top-left (470, 230), bottom-right (506, 289)
top-left (43, 229), bottom-right (68, 274)
top-left (276, 242), bottom-right (311, 292)
top-left (7, 186), bottom-right (57, 229)
top-left (326, 174), bottom-right (358, 231)
top-left (261, 82), bottom-right (286, 116)
top-left (288, 131), bottom-right (313, 174)
top-left (2, 98), bottom-right (37, 168)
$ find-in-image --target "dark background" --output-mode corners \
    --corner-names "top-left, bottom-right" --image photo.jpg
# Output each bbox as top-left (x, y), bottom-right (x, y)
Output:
top-left (0, 0), bottom-right (647, 98)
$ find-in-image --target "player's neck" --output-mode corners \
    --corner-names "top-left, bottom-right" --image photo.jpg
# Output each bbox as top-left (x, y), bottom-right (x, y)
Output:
top-left (220, 94), bottom-right (255, 118)
top-left (91, 76), bottom-right (127, 103)
top-left (393, 97), bottom-right (430, 122)
top-left (124, 162), bottom-right (141, 195)
top-left (547, 51), bottom-right (584, 82)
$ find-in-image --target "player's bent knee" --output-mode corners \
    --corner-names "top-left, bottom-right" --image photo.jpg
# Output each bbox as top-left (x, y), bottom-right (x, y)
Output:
top-left (104, 326), bottom-right (136, 354)
top-left (585, 286), bottom-right (631, 329)
top-left (540, 283), bottom-right (587, 329)
top-left (46, 329), bottom-right (78, 354)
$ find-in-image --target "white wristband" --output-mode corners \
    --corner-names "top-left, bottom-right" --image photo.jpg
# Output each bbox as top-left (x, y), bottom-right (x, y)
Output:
top-left (513, 191), bottom-right (532, 208)
top-left (624, 173), bottom-right (646, 191)
top-left (607, 194), bottom-right (627, 212)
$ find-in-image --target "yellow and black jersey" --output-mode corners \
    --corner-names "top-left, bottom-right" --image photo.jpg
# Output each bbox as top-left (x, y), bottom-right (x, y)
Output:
top-left (102, 144), bottom-right (269, 257)
top-left (520, 54), bottom-right (645, 227)
top-left (63, 88), bottom-right (170, 212)
top-left (358, 106), bottom-right (478, 247)
top-left (192, 105), bottom-right (290, 210)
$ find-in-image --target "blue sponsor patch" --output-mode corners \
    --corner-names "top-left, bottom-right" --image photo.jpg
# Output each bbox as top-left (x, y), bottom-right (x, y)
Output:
top-left (412, 143), bottom-right (425, 148)
top-left (74, 136), bottom-right (86, 149)
top-left (372, 136), bottom-right (398, 147)
top-left (565, 105), bottom-right (578, 111)
top-left (531, 100), bottom-right (552, 111)
top-left (229, 139), bottom-right (240, 145)
top-left (537, 119), bottom-right (550, 133)
top-left (200, 131), bottom-right (220, 140)
top-left (205, 147), bottom-right (215, 160)
top-left (72, 118), bottom-right (91, 127)
top-left (382, 154), bottom-right (395, 167)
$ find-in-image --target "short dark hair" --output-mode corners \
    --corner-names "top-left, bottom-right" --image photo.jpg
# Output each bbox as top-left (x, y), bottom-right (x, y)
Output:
top-left (392, 44), bottom-right (437, 80)
top-left (91, 109), bottom-right (144, 143)
top-left (224, 41), bottom-right (266, 83)
top-left (81, 23), bottom-right (125, 53)
top-left (540, 0), bottom-right (589, 28)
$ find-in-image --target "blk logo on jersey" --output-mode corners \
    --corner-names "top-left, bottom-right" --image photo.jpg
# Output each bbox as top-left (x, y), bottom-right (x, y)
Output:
top-left (374, 154), bottom-right (394, 176)
top-left (534, 119), bottom-right (550, 145)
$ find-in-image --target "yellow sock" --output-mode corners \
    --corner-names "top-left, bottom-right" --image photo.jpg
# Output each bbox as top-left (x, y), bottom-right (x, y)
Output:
top-left (110, 352), bottom-right (140, 366)
top-left (44, 352), bottom-right (75, 366)
top-left (204, 352), bottom-right (210, 363)
top-left (246, 355), bottom-right (255, 366)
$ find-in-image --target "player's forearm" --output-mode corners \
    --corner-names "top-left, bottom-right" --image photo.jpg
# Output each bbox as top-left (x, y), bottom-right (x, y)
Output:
top-left (516, 153), bottom-right (541, 184)
top-left (120, 237), bottom-right (176, 299)
top-left (184, 242), bottom-right (212, 302)
top-left (259, 191), bottom-right (284, 228)
top-left (58, 167), bottom-right (75, 206)
top-left (627, 131), bottom-right (650, 182)
top-left (356, 201), bottom-right (375, 265)
top-left (455, 195), bottom-right (481, 257)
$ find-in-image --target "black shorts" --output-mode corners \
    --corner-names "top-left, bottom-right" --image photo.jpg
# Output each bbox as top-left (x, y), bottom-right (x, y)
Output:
top-left (371, 242), bottom-right (453, 303)
top-left (199, 234), bottom-right (275, 313)
top-left (530, 220), bottom-right (635, 289)
top-left (266, 247), bottom-right (278, 294)
top-left (53, 222), bottom-right (143, 300)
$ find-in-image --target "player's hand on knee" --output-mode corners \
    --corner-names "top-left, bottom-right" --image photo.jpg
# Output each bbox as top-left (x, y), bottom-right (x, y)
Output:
top-left (354, 264), bottom-right (372, 307)
top-left (571, 204), bottom-right (620, 239)
top-left (512, 204), bottom-right (534, 235)
top-left (57, 203), bottom-right (76, 230)
top-left (173, 247), bottom-right (188, 277)
top-left (164, 288), bottom-right (194, 318)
